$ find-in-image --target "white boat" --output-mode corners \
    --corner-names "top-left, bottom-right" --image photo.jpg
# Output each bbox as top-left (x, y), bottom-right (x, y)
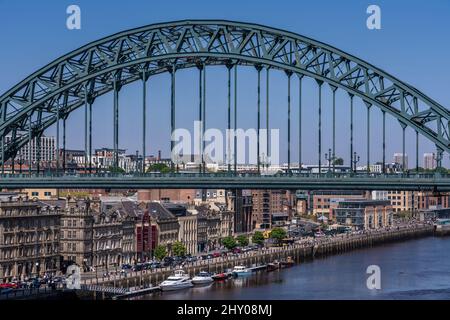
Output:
top-left (232, 265), bottom-right (252, 276)
top-left (159, 269), bottom-right (193, 291)
top-left (191, 271), bottom-right (214, 285)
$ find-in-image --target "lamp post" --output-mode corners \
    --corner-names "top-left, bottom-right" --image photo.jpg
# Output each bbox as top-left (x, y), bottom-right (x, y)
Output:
top-left (18, 153), bottom-right (24, 174)
top-left (352, 152), bottom-right (360, 173)
top-left (35, 262), bottom-right (40, 278)
top-left (324, 148), bottom-right (334, 173)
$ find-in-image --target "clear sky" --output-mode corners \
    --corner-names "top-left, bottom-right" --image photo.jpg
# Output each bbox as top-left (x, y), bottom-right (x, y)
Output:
top-left (1, 0), bottom-right (449, 167)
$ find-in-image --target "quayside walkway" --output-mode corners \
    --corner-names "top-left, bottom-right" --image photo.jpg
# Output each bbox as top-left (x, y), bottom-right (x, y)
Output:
top-left (81, 224), bottom-right (433, 296)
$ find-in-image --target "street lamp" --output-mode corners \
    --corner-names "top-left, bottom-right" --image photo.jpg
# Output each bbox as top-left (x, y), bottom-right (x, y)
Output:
top-left (352, 152), bottom-right (360, 173)
top-left (324, 148), bottom-right (334, 173)
top-left (18, 153), bottom-right (24, 174)
top-left (35, 262), bottom-right (40, 278)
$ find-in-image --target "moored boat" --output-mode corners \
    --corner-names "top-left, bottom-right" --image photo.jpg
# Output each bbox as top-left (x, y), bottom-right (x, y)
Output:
top-left (280, 256), bottom-right (295, 268)
top-left (192, 271), bottom-right (214, 285)
top-left (232, 265), bottom-right (252, 277)
top-left (212, 272), bottom-right (229, 281)
top-left (159, 269), bottom-right (193, 291)
top-left (266, 261), bottom-right (281, 272)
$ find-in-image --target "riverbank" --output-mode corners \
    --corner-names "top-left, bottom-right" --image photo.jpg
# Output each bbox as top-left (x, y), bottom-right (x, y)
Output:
top-left (80, 224), bottom-right (433, 299)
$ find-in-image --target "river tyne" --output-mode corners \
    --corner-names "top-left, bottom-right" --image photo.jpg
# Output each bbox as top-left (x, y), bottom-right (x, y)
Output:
top-left (134, 236), bottom-right (450, 300)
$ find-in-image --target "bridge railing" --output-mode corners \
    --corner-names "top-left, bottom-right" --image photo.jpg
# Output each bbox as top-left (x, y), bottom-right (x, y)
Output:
top-left (0, 171), bottom-right (446, 179)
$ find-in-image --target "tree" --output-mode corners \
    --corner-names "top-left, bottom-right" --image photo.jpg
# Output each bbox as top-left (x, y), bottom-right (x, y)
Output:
top-left (270, 227), bottom-right (287, 244)
top-left (154, 245), bottom-right (167, 261)
top-left (333, 157), bottom-right (344, 165)
top-left (252, 231), bottom-right (265, 246)
top-left (222, 236), bottom-right (237, 250)
top-left (108, 166), bottom-right (125, 174)
top-left (172, 241), bottom-right (187, 257)
top-left (236, 235), bottom-right (249, 247)
top-left (146, 163), bottom-right (173, 173)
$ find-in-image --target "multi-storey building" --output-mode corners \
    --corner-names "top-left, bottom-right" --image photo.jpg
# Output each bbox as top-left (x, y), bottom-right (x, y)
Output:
top-left (59, 197), bottom-right (138, 269)
top-left (135, 210), bottom-right (152, 263)
top-left (393, 153), bottom-right (408, 170)
top-left (137, 189), bottom-right (196, 204)
top-left (251, 190), bottom-right (293, 229)
top-left (332, 199), bottom-right (393, 230)
top-left (6, 134), bottom-right (56, 165)
top-left (144, 202), bottom-right (179, 254)
top-left (0, 195), bottom-right (61, 282)
top-left (60, 198), bottom-right (94, 271)
top-left (309, 190), bottom-right (367, 217)
top-left (228, 190), bottom-right (253, 233)
top-left (24, 188), bottom-right (58, 200)
top-left (423, 153), bottom-right (436, 170)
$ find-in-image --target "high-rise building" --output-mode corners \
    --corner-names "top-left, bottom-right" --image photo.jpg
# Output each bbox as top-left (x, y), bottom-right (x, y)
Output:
top-left (393, 153), bottom-right (408, 170)
top-left (5, 134), bottom-right (56, 164)
top-left (423, 153), bottom-right (436, 170)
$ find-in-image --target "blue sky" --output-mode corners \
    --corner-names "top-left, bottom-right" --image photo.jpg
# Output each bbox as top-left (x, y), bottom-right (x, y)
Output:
top-left (0, 0), bottom-right (449, 167)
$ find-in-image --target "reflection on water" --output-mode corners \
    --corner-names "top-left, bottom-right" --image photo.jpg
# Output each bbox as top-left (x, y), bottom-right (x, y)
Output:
top-left (133, 237), bottom-right (450, 300)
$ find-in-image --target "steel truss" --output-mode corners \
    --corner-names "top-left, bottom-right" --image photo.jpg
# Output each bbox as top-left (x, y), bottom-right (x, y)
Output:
top-left (0, 20), bottom-right (449, 164)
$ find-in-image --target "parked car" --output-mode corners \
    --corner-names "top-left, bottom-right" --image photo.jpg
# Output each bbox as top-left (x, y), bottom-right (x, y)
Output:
top-left (212, 252), bottom-right (221, 258)
top-left (162, 257), bottom-right (174, 267)
top-left (132, 264), bottom-right (144, 272)
top-left (121, 264), bottom-right (132, 270)
top-left (185, 256), bottom-right (198, 263)
top-left (0, 283), bottom-right (18, 289)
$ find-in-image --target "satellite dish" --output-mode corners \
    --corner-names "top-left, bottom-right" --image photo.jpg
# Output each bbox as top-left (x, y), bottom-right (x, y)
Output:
top-left (66, 264), bottom-right (81, 289)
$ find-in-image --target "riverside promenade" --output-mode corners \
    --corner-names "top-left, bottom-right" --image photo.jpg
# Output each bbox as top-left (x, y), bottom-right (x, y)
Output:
top-left (81, 223), bottom-right (433, 295)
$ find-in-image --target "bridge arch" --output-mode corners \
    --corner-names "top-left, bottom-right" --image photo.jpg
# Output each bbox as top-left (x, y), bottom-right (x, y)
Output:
top-left (0, 19), bottom-right (449, 166)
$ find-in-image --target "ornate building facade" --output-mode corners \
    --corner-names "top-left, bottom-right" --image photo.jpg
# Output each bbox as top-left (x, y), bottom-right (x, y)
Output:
top-left (0, 195), bottom-right (61, 282)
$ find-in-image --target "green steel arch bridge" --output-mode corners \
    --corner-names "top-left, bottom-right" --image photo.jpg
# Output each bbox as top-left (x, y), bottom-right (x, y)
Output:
top-left (1, 20), bottom-right (449, 190)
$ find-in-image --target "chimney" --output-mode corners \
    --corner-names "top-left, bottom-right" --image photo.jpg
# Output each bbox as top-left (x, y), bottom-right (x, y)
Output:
top-left (158, 150), bottom-right (161, 161)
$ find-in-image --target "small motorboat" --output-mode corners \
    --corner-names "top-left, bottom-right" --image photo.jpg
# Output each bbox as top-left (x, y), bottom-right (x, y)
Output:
top-left (159, 269), bottom-right (193, 291)
top-left (266, 261), bottom-right (281, 272)
top-left (192, 271), bottom-right (214, 285)
top-left (280, 256), bottom-right (295, 268)
top-left (212, 272), bottom-right (229, 281)
top-left (232, 265), bottom-right (252, 277)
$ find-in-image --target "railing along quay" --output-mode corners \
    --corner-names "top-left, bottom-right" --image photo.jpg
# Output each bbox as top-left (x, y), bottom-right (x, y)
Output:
top-left (82, 224), bottom-right (433, 295)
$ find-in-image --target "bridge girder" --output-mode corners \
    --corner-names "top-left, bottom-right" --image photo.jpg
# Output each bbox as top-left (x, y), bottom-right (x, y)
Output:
top-left (1, 20), bottom-right (449, 163)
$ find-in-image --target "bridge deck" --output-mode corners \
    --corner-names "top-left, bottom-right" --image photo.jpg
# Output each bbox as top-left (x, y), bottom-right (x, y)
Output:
top-left (1, 173), bottom-right (449, 190)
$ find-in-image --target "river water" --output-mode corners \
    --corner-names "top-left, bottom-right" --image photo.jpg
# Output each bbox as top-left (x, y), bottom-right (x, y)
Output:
top-left (136, 236), bottom-right (450, 300)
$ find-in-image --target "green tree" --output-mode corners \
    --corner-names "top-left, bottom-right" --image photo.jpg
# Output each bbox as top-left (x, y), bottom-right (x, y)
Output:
top-left (108, 166), bottom-right (125, 174)
top-left (146, 163), bottom-right (173, 173)
top-left (222, 236), bottom-right (237, 250)
top-left (236, 235), bottom-right (249, 247)
top-left (270, 227), bottom-right (287, 244)
top-left (333, 157), bottom-right (344, 165)
top-left (251, 231), bottom-right (265, 246)
top-left (172, 241), bottom-right (187, 257)
top-left (154, 245), bottom-right (167, 261)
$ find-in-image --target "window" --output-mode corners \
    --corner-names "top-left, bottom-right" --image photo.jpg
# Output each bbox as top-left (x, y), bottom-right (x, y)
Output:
top-left (44, 191), bottom-right (52, 197)
top-left (31, 192), bottom-right (39, 197)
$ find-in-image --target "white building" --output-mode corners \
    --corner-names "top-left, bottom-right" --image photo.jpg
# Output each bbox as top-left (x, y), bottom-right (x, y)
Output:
top-left (6, 134), bottom-right (56, 163)
top-left (393, 153), bottom-right (408, 170)
top-left (423, 153), bottom-right (436, 170)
